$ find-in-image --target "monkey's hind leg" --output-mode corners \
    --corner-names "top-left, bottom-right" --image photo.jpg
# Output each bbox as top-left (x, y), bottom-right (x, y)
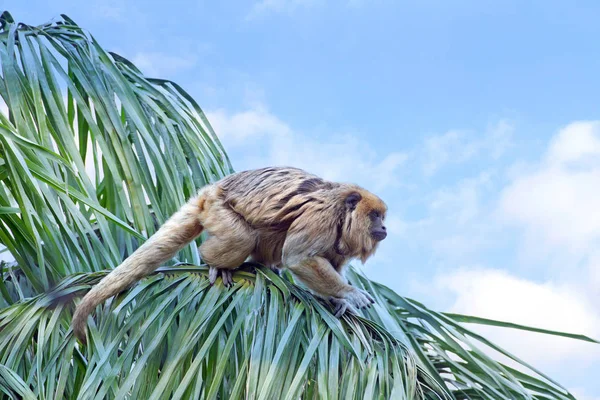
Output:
top-left (197, 189), bottom-right (256, 287)
top-left (200, 235), bottom-right (255, 287)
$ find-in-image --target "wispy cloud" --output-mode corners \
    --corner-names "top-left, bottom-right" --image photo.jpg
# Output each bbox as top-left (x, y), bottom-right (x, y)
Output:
top-left (131, 51), bottom-right (197, 78)
top-left (420, 120), bottom-right (513, 176)
top-left (206, 105), bottom-right (407, 193)
top-left (208, 106), bottom-right (292, 142)
top-left (417, 171), bottom-right (500, 259)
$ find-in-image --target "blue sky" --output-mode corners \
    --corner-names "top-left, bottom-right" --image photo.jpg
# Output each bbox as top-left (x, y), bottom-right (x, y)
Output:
top-left (3, 0), bottom-right (600, 397)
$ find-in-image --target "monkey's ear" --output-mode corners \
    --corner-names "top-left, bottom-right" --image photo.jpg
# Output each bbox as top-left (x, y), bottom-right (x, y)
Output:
top-left (345, 192), bottom-right (362, 211)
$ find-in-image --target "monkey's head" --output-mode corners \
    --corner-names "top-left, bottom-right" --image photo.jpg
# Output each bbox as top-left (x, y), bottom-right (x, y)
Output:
top-left (339, 188), bottom-right (388, 263)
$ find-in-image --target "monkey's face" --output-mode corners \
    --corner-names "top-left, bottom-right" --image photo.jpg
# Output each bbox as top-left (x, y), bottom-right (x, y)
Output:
top-left (368, 209), bottom-right (387, 241)
top-left (342, 190), bottom-right (387, 262)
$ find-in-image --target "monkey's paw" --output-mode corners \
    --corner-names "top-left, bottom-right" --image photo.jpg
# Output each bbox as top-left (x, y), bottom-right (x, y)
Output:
top-left (208, 267), bottom-right (234, 287)
top-left (330, 288), bottom-right (375, 317)
top-left (346, 287), bottom-right (375, 309)
top-left (330, 297), bottom-right (358, 317)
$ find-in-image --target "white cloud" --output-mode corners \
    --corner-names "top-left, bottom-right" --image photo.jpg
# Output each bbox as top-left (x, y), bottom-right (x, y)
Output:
top-left (407, 170), bottom-right (500, 260)
top-left (421, 120), bottom-right (513, 176)
top-left (434, 267), bottom-right (600, 367)
top-left (501, 167), bottom-right (600, 253)
top-left (499, 121), bottom-right (600, 263)
top-left (131, 52), bottom-right (197, 78)
top-left (545, 121), bottom-right (600, 166)
top-left (208, 106), bottom-right (291, 142)
top-left (206, 106), bottom-right (407, 192)
top-left (429, 171), bottom-right (493, 225)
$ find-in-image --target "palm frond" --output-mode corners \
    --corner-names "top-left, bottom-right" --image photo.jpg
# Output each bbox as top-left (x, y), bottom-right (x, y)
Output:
top-left (0, 265), bottom-right (592, 399)
top-left (0, 266), bottom-right (433, 399)
top-left (0, 10), bottom-right (232, 302)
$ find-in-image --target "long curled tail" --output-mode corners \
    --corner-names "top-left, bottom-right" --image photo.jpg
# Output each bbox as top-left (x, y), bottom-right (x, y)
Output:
top-left (72, 195), bottom-right (205, 343)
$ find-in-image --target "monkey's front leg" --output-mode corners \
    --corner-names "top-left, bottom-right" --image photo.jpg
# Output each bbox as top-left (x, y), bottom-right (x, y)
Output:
top-left (285, 256), bottom-right (374, 316)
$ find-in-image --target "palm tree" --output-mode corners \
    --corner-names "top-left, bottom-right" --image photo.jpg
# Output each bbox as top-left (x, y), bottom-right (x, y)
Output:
top-left (0, 12), bottom-right (595, 399)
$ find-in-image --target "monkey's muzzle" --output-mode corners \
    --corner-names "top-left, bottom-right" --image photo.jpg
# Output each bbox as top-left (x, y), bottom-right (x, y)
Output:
top-left (372, 229), bottom-right (387, 241)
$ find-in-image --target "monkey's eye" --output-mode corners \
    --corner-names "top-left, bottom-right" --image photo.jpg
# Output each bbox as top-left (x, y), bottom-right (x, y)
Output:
top-left (369, 210), bottom-right (380, 220)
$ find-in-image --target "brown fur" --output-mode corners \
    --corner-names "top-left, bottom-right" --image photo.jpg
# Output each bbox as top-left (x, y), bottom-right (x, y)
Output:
top-left (72, 167), bottom-right (387, 342)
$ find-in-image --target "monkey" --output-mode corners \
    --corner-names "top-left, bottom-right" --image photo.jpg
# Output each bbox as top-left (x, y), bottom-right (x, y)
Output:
top-left (72, 166), bottom-right (387, 343)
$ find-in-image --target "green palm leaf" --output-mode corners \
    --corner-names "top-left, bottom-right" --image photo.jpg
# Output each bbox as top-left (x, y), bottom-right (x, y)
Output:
top-left (0, 12), bottom-right (595, 399)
